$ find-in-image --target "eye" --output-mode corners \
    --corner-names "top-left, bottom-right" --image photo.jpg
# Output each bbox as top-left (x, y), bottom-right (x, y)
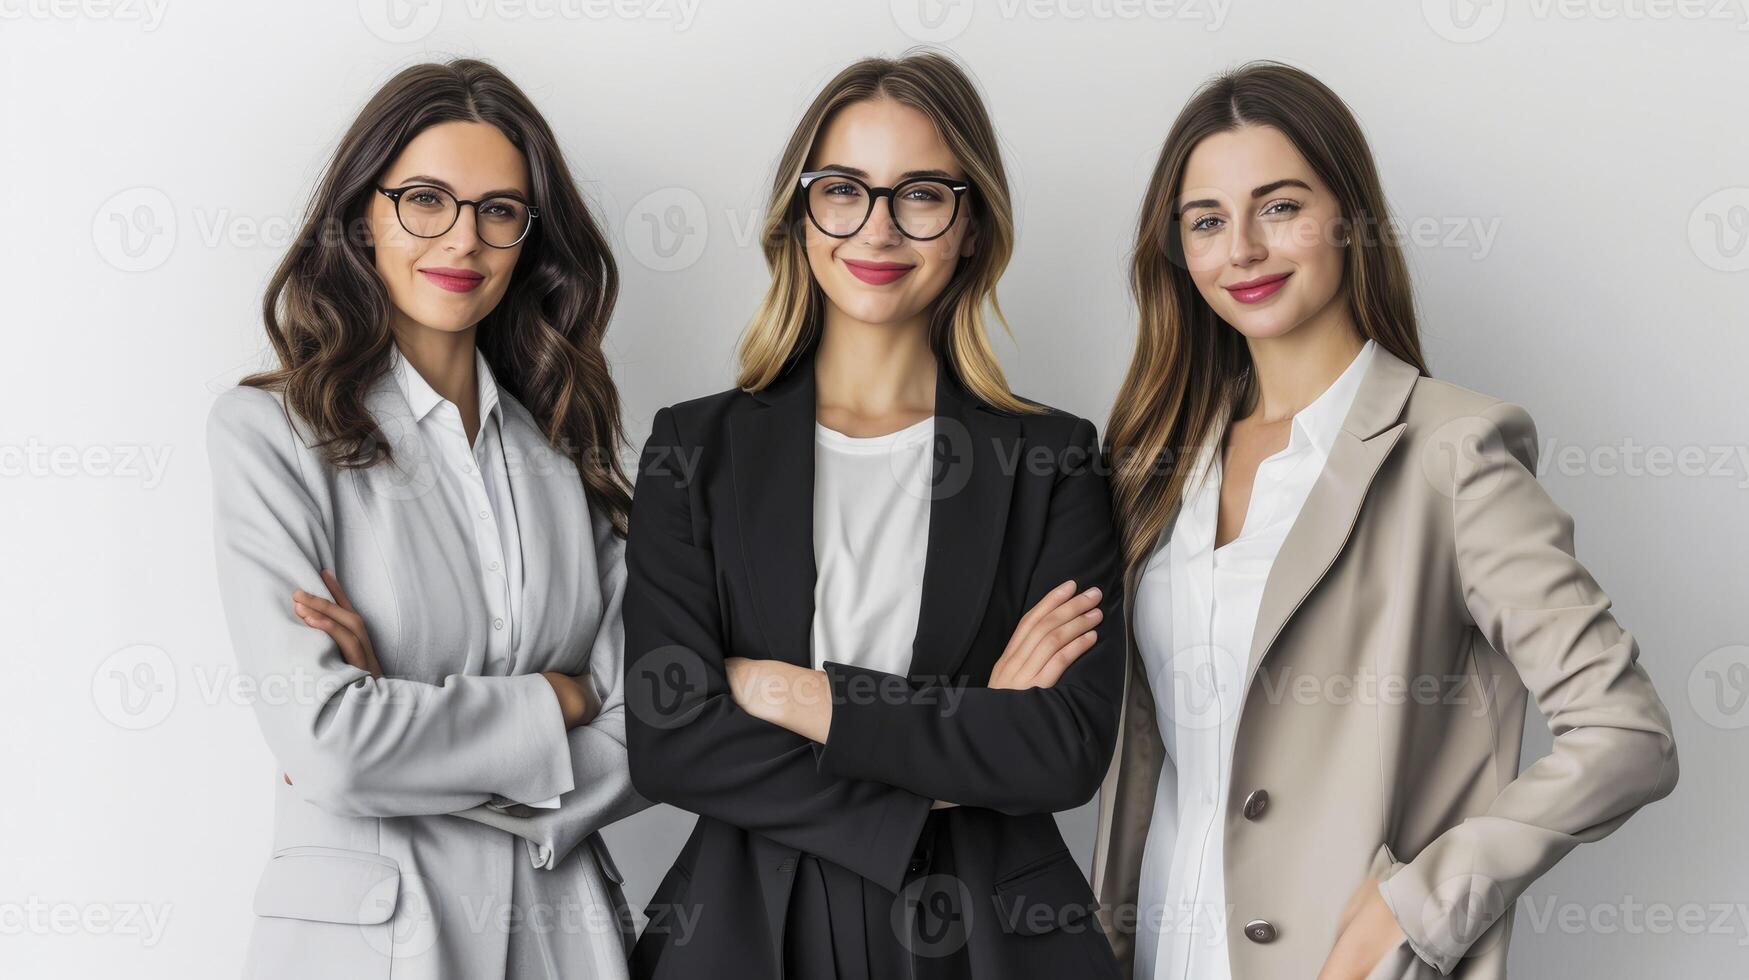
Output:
top-left (1188, 214), bottom-right (1225, 233)
top-left (479, 200), bottom-right (519, 218)
top-left (1261, 199), bottom-right (1302, 217)
top-left (407, 190), bottom-right (444, 207)
top-left (822, 181), bottom-right (863, 199)
top-left (901, 185), bottom-right (945, 203)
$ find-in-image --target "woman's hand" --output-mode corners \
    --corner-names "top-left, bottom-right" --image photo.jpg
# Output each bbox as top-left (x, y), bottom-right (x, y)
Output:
top-left (988, 579), bottom-right (1103, 690)
top-left (541, 671), bottom-right (603, 730)
top-left (1315, 877), bottom-right (1408, 980)
top-left (293, 570), bottom-right (382, 678)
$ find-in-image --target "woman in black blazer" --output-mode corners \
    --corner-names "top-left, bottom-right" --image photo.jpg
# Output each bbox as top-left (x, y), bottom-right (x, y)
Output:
top-left (623, 53), bottom-right (1126, 979)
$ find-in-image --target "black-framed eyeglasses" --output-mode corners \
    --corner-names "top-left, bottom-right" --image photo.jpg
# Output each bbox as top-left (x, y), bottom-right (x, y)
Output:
top-left (797, 171), bottom-right (972, 241)
top-left (376, 184), bottom-right (539, 248)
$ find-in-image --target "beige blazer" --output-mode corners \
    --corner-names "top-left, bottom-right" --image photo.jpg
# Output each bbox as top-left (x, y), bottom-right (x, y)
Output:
top-left (1091, 345), bottom-right (1679, 978)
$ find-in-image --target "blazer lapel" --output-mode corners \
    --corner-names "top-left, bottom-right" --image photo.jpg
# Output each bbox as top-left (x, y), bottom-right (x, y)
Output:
top-left (908, 366), bottom-right (1021, 682)
top-left (1242, 346), bottom-right (1422, 690)
top-left (728, 345), bottom-right (1022, 678)
top-left (729, 348), bottom-right (822, 670)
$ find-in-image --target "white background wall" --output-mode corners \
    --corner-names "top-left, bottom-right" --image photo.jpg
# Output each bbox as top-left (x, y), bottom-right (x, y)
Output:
top-left (3, 0), bottom-right (1745, 975)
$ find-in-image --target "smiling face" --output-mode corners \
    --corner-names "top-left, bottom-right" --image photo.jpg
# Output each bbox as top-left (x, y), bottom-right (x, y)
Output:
top-left (367, 120), bottom-right (532, 337)
top-left (1177, 124), bottom-right (1350, 341)
top-left (801, 98), bottom-right (977, 329)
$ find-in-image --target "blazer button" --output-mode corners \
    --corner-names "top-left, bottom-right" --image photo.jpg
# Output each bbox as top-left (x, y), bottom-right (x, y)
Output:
top-left (1242, 789), bottom-right (1269, 820)
top-left (1244, 919), bottom-right (1278, 943)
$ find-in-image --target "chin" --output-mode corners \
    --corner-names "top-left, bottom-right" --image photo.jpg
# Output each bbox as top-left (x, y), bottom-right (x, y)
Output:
top-left (1222, 305), bottom-right (1305, 340)
top-left (405, 304), bottom-right (480, 334)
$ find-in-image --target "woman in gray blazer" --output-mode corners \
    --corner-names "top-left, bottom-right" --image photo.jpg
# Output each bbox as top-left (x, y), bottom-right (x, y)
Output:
top-left (1093, 62), bottom-right (1679, 980)
top-left (207, 59), bottom-right (646, 979)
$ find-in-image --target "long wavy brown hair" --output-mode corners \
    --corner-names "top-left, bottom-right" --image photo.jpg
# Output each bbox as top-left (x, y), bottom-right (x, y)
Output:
top-left (735, 49), bottom-right (1040, 415)
top-left (1107, 61), bottom-right (1429, 578)
top-left (244, 58), bottom-right (630, 535)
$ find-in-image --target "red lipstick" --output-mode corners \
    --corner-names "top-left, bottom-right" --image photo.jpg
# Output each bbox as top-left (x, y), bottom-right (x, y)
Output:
top-left (842, 258), bottom-right (915, 286)
top-left (419, 267), bottom-right (485, 293)
top-left (1223, 271), bottom-right (1291, 304)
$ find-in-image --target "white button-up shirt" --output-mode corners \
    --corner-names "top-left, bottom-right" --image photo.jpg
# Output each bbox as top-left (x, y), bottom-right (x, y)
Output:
top-left (390, 344), bottom-right (559, 812)
top-left (1133, 338), bottom-right (1377, 980)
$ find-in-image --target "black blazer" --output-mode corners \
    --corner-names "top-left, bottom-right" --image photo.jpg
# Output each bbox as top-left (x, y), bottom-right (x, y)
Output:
top-left (623, 343), bottom-right (1125, 979)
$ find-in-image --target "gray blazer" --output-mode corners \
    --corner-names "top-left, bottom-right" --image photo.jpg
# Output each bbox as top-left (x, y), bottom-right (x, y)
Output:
top-left (206, 371), bottom-right (648, 979)
top-left (1091, 345), bottom-right (1680, 979)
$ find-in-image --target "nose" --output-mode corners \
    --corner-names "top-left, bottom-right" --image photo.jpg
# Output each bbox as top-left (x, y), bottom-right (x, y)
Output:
top-left (437, 204), bottom-right (485, 254)
top-left (858, 192), bottom-right (904, 247)
top-left (1227, 214), bottom-right (1267, 267)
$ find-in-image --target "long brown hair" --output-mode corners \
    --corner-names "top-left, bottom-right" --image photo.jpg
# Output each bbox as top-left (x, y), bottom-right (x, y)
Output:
top-left (245, 58), bottom-right (630, 535)
top-left (735, 49), bottom-right (1040, 414)
top-left (1107, 60), bottom-right (1429, 577)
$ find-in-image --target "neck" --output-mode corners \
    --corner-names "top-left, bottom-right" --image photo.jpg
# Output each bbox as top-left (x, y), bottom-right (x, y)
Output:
top-left (813, 304), bottom-right (937, 419)
top-left (1242, 301), bottom-right (1365, 424)
top-left (391, 316), bottom-right (481, 429)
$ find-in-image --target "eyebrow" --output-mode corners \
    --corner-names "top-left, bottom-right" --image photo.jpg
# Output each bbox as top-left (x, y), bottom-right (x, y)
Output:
top-left (389, 174), bottom-right (531, 202)
top-left (1178, 178), bottom-right (1312, 213)
top-left (813, 164), bottom-right (961, 182)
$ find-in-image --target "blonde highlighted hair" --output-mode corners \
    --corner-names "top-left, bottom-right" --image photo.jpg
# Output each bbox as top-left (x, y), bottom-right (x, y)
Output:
top-left (735, 49), bottom-right (1040, 414)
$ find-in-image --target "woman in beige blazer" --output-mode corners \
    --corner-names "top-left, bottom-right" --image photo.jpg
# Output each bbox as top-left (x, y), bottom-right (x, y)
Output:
top-left (1092, 62), bottom-right (1679, 979)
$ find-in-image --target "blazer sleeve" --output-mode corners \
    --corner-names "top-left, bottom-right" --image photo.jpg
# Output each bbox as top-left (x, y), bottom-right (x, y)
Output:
top-left (623, 405), bottom-right (934, 895)
top-left (811, 416), bottom-right (1127, 815)
top-left (453, 505), bottom-right (653, 869)
top-left (1378, 400), bottom-right (1680, 974)
top-left (206, 386), bottom-right (577, 818)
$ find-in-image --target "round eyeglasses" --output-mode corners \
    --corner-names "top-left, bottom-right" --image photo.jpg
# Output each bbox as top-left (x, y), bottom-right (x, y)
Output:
top-left (797, 171), bottom-right (972, 242)
top-left (375, 184), bottom-right (539, 248)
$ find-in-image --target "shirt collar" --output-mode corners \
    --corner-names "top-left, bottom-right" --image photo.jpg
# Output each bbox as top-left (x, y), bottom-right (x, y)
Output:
top-left (1287, 337), bottom-right (1377, 459)
top-left (390, 343), bottom-right (503, 428)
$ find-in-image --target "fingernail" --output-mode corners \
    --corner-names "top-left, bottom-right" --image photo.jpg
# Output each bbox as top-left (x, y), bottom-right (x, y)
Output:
top-left (1059, 580), bottom-right (1077, 594)
top-left (1084, 587), bottom-right (1102, 599)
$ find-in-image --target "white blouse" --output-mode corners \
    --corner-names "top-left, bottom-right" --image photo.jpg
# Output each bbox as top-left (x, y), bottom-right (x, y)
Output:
top-left (809, 415), bottom-right (935, 676)
top-left (389, 344), bottom-right (559, 813)
top-left (1133, 339), bottom-right (1377, 980)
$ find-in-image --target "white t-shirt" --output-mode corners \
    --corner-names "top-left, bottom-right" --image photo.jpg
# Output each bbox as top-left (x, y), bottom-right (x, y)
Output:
top-left (809, 415), bottom-right (936, 677)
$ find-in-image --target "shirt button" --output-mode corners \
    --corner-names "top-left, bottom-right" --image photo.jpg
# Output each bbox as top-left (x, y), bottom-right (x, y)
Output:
top-left (489, 560), bottom-right (501, 571)
top-left (493, 618), bottom-right (505, 630)
top-left (1244, 919), bottom-right (1278, 943)
top-left (479, 510), bottom-right (490, 520)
